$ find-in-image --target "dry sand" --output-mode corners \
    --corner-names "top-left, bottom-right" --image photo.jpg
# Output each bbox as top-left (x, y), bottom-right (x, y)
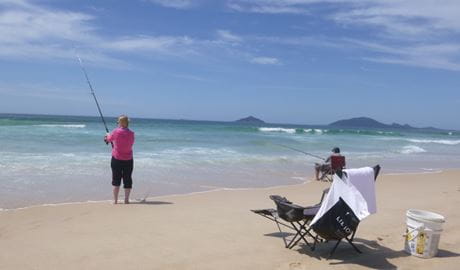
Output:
top-left (1, 170), bottom-right (459, 270)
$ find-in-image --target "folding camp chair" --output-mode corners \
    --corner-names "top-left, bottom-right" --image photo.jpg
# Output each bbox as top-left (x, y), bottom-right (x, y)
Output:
top-left (320, 155), bottom-right (346, 182)
top-left (312, 165), bottom-right (381, 257)
top-left (251, 189), bottom-right (329, 250)
top-left (270, 195), bottom-right (321, 249)
top-left (252, 165), bottom-right (380, 256)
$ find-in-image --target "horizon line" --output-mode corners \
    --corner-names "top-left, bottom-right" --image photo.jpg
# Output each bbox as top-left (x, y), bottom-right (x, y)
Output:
top-left (0, 112), bottom-right (457, 132)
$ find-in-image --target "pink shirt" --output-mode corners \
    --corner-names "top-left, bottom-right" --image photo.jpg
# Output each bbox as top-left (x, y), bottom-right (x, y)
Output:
top-left (106, 127), bottom-right (135, 160)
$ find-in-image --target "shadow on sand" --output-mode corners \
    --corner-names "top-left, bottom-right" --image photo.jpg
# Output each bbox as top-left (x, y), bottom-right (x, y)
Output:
top-left (264, 231), bottom-right (460, 269)
top-left (264, 231), bottom-right (296, 248)
top-left (436, 249), bottom-right (460, 258)
top-left (295, 238), bottom-right (409, 269)
top-left (297, 238), bottom-right (460, 269)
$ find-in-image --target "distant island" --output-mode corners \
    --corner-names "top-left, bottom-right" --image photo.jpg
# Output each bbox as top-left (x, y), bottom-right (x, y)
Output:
top-left (235, 116), bottom-right (265, 124)
top-left (234, 116), bottom-right (448, 131)
top-left (329, 117), bottom-right (441, 131)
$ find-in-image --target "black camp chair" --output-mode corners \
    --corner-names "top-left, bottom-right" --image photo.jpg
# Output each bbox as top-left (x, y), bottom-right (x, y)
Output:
top-left (252, 165), bottom-right (381, 257)
top-left (251, 189), bottom-right (329, 250)
top-left (313, 165), bottom-right (381, 257)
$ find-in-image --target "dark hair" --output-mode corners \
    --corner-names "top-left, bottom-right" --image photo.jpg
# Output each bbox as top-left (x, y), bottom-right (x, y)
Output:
top-left (332, 147), bottom-right (340, 153)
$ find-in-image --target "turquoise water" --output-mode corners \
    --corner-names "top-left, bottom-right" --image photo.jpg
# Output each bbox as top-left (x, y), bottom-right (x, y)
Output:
top-left (1, 113), bottom-right (459, 209)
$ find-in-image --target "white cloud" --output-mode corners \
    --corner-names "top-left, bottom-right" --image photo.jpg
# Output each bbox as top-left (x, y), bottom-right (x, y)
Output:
top-left (0, 0), bottom-right (284, 68)
top-left (104, 36), bottom-right (195, 53)
top-left (229, 0), bottom-right (460, 71)
top-left (0, 6), bottom-right (95, 43)
top-left (227, 1), bottom-right (310, 14)
top-left (250, 57), bottom-right (280, 65)
top-left (2, 0), bottom-right (459, 72)
top-left (331, 0), bottom-right (460, 39)
top-left (352, 40), bottom-right (460, 71)
top-left (0, 1), bottom-right (201, 66)
top-left (0, 0), bottom-right (119, 66)
top-left (216, 30), bottom-right (243, 43)
top-left (229, 0), bottom-right (460, 36)
top-left (364, 56), bottom-right (460, 72)
top-left (147, 0), bottom-right (199, 9)
top-left (253, 35), bottom-right (342, 49)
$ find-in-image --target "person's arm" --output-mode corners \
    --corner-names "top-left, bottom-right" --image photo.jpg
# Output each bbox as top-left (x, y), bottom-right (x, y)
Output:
top-left (105, 130), bottom-right (116, 143)
top-left (325, 156), bottom-right (331, 163)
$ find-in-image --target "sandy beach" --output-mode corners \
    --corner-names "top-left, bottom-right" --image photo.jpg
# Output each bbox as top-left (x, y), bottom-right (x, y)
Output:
top-left (1, 170), bottom-right (459, 270)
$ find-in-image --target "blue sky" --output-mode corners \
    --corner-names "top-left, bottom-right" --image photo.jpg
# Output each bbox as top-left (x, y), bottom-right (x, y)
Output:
top-left (0, 0), bottom-right (459, 129)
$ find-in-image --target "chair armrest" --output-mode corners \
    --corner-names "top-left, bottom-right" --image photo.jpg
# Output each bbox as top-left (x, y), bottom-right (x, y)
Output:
top-left (303, 205), bottom-right (321, 216)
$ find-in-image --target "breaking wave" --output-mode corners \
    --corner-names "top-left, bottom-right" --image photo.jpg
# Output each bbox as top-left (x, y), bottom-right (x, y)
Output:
top-left (259, 127), bottom-right (297, 134)
top-left (400, 145), bottom-right (427, 154)
top-left (258, 127), bottom-right (328, 134)
top-left (36, 124), bottom-right (86, 128)
top-left (406, 139), bottom-right (460, 145)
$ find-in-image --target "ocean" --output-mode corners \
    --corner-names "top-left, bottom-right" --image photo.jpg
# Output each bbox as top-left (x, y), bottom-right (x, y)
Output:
top-left (1, 113), bottom-right (459, 209)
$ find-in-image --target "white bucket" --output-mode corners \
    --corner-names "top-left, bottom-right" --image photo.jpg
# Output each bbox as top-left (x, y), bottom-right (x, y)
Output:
top-left (404, 209), bottom-right (445, 258)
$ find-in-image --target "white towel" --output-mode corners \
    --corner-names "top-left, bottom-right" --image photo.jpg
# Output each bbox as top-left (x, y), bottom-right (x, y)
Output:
top-left (309, 174), bottom-right (370, 226)
top-left (344, 167), bottom-right (377, 214)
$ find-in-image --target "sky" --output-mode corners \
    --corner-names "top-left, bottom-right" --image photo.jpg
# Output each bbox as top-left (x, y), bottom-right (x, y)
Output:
top-left (0, 0), bottom-right (459, 129)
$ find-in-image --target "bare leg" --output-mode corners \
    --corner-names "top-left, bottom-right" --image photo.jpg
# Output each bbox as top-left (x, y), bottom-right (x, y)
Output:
top-left (124, 188), bottom-right (131, 204)
top-left (113, 186), bottom-right (120, 204)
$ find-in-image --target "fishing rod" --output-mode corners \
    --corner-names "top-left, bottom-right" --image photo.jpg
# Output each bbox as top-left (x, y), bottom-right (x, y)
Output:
top-left (275, 144), bottom-right (326, 161)
top-left (77, 56), bottom-right (112, 147)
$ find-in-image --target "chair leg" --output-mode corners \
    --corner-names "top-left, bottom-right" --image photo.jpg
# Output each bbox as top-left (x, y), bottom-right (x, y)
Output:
top-left (345, 237), bottom-right (362, 254)
top-left (287, 236), bottom-right (300, 249)
top-left (252, 210), bottom-right (321, 250)
top-left (291, 229), bottom-right (314, 249)
top-left (311, 235), bottom-right (321, 251)
top-left (328, 237), bottom-right (362, 259)
top-left (350, 227), bottom-right (358, 241)
top-left (287, 221), bottom-right (311, 249)
top-left (328, 239), bottom-right (342, 258)
top-left (273, 218), bottom-right (291, 248)
top-left (286, 230), bottom-right (300, 249)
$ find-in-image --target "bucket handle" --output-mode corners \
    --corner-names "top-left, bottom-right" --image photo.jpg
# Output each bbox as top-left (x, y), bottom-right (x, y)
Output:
top-left (403, 225), bottom-right (424, 238)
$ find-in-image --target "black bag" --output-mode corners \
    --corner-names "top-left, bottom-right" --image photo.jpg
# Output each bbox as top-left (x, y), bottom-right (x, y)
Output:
top-left (311, 197), bottom-right (359, 240)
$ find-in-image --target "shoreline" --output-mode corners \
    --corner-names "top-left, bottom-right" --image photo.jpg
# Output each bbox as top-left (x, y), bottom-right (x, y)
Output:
top-left (1, 176), bottom-right (312, 212)
top-left (1, 168), bottom-right (457, 212)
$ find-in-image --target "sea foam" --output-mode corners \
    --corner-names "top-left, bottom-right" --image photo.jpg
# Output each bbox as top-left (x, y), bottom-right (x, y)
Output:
top-left (400, 145), bottom-right (427, 154)
top-left (259, 127), bottom-right (296, 134)
top-left (407, 139), bottom-right (460, 145)
top-left (36, 124), bottom-right (86, 128)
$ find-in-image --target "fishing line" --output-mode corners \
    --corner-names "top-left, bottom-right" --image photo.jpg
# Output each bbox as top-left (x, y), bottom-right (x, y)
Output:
top-left (274, 143), bottom-right (326, 161)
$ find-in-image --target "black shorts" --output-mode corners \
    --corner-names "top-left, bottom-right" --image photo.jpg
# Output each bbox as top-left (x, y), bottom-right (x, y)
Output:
top-left (111, 157), bottom-right (133, 188)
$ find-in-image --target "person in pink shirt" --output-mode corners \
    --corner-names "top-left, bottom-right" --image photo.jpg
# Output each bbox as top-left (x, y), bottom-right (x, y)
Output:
top-left (104, 115), bottom-right (135, 204)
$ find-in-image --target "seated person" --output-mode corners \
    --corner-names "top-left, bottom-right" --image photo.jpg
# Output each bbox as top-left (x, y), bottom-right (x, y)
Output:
top-left (315, 147), bottom-right (343, 180)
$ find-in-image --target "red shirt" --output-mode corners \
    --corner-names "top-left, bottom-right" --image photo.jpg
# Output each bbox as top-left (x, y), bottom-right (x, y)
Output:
top-left (106, 127), bottom-right (135, 160)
